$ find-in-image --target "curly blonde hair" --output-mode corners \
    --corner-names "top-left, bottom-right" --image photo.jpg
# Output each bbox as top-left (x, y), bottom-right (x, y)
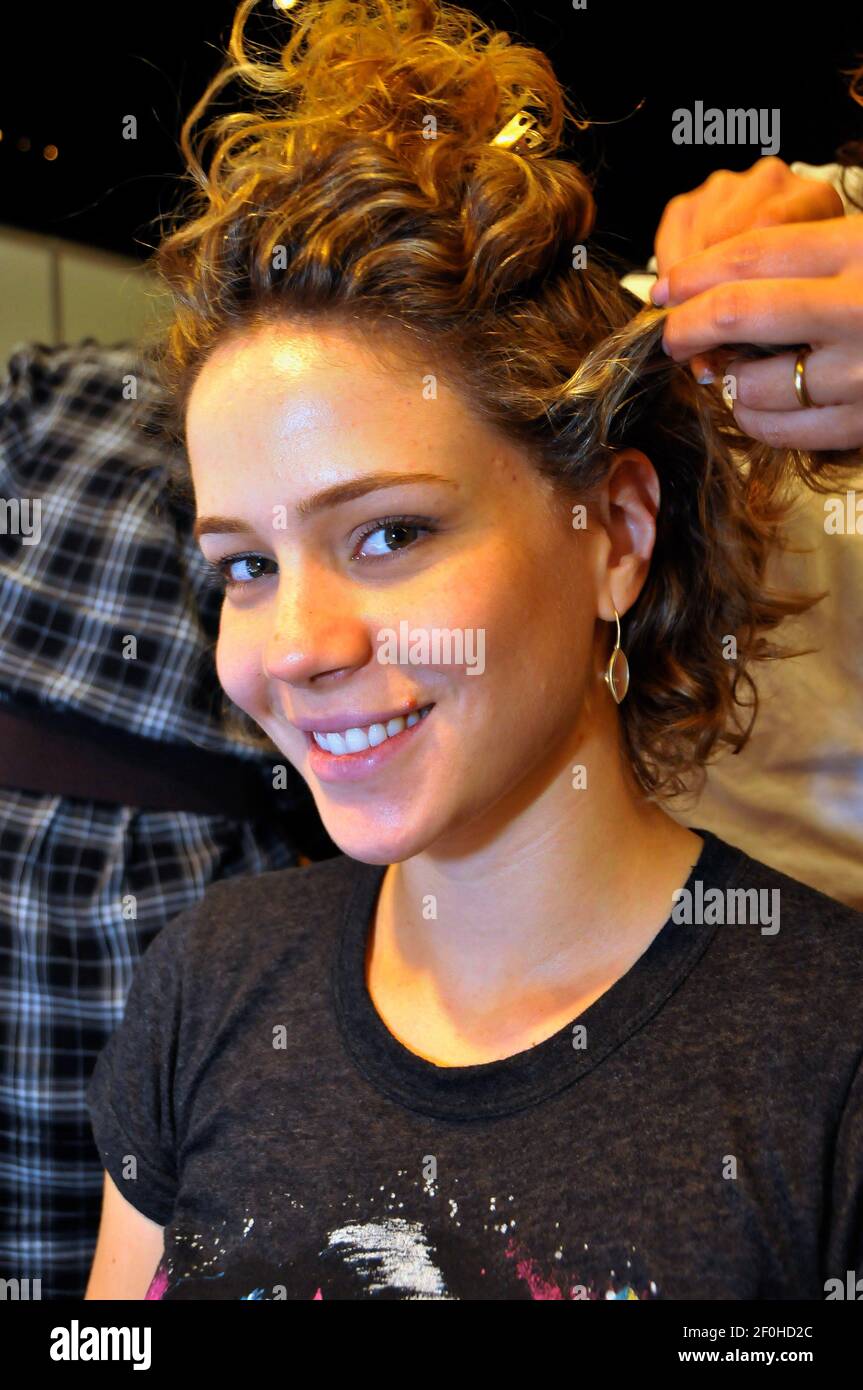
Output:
top-left (139, 0), bottom-right (851, 800)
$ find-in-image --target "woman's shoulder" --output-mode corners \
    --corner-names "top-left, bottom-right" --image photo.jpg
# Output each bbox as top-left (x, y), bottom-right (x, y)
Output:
top-left (203, 851), bottom-right (359, 904)
top-left (666, 835), bottom-right (863, 1125)
top-left (197, 849), bottom-right (361, 911)
top-left (167, 852), bottom-right (369, 967)
top-left (696, 832), bottom-right (863, 1014)
top-left (712, 835), bottom-right (863, 928)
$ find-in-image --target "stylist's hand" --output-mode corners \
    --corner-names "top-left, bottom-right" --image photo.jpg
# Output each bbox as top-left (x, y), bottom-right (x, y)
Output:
top-left (654, 156), bottom-right (842, 280)
top-left (651, 157), bottom-right (863, 450)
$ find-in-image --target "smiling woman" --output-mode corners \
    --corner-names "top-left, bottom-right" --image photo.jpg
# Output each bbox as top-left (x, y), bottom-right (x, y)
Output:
top-left (83, 0), bottom-right (863, 1303)
top-left (142, 9), bottom-right (825, 803)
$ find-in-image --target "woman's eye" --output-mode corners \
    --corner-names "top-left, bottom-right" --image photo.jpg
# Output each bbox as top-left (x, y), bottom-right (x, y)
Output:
top-left (204, 515), bottom-right (436, 593)
top-left (352, 515), bottom-right (435, 561)
top-left (205, 553), bottom-right (277, 591)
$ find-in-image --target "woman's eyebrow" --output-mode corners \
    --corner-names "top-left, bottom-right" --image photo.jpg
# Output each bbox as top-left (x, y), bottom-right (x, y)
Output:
top-left (193, 470), bottom-right (458, 541)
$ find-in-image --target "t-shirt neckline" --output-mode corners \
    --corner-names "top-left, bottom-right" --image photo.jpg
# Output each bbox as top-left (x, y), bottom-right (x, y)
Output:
top-left (332, 829), bottom-right (748, 1120)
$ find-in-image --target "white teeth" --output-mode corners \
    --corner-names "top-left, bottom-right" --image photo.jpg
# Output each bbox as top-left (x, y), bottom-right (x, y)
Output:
top-left (313, 705), bottom-right (432, 756)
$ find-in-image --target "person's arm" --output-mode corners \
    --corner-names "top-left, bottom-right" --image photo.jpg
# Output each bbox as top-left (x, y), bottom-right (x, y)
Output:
top-left (85, 909), bottom-right (192, 1299)
top-left (85, 1171), bottom-right (165, 1300)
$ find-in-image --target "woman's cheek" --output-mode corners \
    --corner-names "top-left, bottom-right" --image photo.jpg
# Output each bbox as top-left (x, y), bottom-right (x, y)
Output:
top-left (215, 613), bottom-right (262, 716)
top-left (393, 554), bottom-right (494, 633)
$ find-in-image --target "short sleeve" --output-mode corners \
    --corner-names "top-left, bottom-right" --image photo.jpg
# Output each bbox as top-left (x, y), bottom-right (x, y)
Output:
top-left (85, 912), bottom-right (190, 1227)
top-left (824, 1053), bottom-right (863, 1288)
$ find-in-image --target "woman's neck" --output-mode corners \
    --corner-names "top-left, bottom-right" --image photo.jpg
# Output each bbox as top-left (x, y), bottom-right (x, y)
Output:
top-left (364, 734), bottom-right (703, 1067)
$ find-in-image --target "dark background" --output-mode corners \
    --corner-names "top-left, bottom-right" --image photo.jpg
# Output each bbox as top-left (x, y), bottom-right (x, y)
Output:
top-left (2, 1), bottom-right (861, 269)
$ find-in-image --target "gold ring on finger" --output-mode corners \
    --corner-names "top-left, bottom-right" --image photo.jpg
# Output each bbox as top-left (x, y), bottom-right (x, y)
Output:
top-left (793, 347), bottom-right (815, 409)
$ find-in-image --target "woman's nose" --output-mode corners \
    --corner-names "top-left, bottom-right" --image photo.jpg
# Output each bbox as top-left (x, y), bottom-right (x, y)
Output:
top-left (261, 571), bottom-right (371, 686)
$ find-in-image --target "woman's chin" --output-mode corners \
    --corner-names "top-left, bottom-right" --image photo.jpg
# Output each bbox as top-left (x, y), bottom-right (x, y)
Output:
top-left (314, 811), bottom-right (437, 866)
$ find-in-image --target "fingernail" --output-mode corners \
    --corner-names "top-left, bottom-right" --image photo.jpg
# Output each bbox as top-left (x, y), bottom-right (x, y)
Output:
top-left (651, 276), bottom-right (669, 306)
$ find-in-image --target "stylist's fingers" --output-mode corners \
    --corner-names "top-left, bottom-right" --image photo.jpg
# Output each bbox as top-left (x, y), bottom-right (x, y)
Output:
top-left (655, 170), bottom-right (752, 275)
top-left (661, 278), bottom-right (850, 363)
top-left (751, 183), bottom-right (844, 229)
top-left (654, 220), bottom-right (851, 308)
top-left (654, 157), bottom-right (842, 278)
top-left (654, 194), bottom-right (697, 277)
top-left (728, 398), bottom-right (863, 452)
top-left (685, 175), bottom-right (797, 256)
top-left (656, 184), bottom-right (752, 276)
top-left (705, 345), bottom-right (863, 450)
top-left (684, 182), bottom-right (843, 270)
top-left (721, 346), bottom-right (863, 412)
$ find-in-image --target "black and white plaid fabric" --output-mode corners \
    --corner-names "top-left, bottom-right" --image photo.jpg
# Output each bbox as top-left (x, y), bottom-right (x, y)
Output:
top-left (0, 339), bottom-right (328, 1300)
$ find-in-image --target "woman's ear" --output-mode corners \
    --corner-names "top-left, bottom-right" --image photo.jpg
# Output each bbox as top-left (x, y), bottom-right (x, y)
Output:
top-left (595, 449), bottom-right (660, 620)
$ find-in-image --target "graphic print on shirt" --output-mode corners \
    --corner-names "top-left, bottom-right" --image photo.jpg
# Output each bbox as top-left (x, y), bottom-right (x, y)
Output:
top-left (144, 1169), bottom-right (661, 1300)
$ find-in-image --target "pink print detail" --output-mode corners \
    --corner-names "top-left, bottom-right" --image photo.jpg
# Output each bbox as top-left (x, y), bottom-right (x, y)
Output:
top-left (505, 1242), bottom-right (564, 1300)
top-left (312, 1288), bottom-right (323, 1299)
top-left (504, 1237), bottom-right (655, 1300)
top-left (145, 1261), bottom-right (170, 1300)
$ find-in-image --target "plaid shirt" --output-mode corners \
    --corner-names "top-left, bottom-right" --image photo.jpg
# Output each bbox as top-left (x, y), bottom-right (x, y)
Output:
top-left (0, 339), bottom-right (329, 1300)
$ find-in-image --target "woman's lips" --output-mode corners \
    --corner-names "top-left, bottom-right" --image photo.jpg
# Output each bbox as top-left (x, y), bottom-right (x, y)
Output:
top-left (306, 704), bottom-right (435, 784)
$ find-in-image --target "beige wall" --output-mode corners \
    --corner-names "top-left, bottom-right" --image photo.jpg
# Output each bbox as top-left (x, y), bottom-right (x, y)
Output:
top-left (0, 225), bottom-right (171, 361)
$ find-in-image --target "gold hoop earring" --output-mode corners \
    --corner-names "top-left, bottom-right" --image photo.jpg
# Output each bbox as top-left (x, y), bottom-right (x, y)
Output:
top-left (604, 607), bottom-right (630, 704)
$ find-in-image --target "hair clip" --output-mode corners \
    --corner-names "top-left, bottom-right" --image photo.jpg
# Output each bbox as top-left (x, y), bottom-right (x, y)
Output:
top-left (489, 109), bottom-right (543, 152)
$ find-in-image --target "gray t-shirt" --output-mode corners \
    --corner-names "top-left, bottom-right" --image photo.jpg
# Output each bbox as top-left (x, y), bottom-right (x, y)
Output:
top-left (85, 829), bottom-right (863, 1300)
